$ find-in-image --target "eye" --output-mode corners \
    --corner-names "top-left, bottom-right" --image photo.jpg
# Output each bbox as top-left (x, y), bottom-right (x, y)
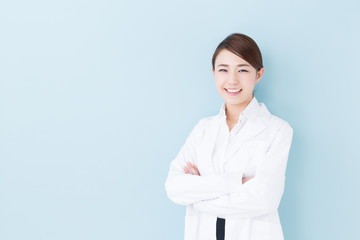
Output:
top-left (218, 69), bottom-right (227, 72)
top-left (238, 69), bottom-right (248, 72)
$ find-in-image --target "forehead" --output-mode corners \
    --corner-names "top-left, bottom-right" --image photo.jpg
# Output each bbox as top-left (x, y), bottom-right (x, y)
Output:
top-left (215, 49), bottom-right (250, 66)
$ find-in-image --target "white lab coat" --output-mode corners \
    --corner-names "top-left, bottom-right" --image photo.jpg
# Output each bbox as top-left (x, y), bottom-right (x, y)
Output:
top-left (165, 97), bottom-right (293, 240)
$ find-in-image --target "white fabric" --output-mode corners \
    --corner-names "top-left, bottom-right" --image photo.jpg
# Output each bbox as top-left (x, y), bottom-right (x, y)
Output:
top-left (165, 96), bottom-right (294, 240)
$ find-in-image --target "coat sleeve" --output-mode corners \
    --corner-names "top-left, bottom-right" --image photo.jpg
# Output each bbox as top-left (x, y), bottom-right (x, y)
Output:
top-left (165, 119), bottom-right (244, 206)
top-left (192, 121), bottom-right (294, 218)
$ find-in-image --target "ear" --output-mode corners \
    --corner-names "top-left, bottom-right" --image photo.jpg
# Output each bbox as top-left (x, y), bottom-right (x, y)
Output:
top-left (211, 67), bottom-right (215, 76)
top-left (255, 68), bottom-right (264, 84)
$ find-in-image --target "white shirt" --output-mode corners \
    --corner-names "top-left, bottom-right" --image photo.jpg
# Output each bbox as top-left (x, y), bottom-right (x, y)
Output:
top-left (165, 96), bottom-right (293, 240)
top-left (213, 97), bottom-right (258, 176)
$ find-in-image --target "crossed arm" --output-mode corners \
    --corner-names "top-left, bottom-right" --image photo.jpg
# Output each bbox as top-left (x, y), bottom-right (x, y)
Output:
top-left (165, 120), bottom-right (293, 218)
top-left (184, 162), bottom-right (254, 184)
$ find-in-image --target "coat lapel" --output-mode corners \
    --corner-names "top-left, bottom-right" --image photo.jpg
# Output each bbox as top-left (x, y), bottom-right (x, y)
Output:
top-left (226, 118), bottom-right (266, 159)
top-left (197, 99), bottom-right (270, 174)
top-left (197, 118), bottom-right (220, 175)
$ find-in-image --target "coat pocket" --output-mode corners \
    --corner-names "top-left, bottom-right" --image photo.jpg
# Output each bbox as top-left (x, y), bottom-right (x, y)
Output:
top-left (184, 215), bottom-right (198, 240)
top-left (250, 220), bottom-right (284, 240)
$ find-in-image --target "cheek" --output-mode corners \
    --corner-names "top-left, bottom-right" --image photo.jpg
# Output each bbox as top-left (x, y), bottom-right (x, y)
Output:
top-left (215, 83), bottom-right (223, 93)
top-left (214, 78), bottom-right (224, 89)
top-left (243, 77), bottom-right (257, 88)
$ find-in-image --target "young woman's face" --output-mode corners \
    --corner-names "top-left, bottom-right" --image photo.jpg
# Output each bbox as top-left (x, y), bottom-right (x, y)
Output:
top-left (212, 49), bottom-right (264, 108)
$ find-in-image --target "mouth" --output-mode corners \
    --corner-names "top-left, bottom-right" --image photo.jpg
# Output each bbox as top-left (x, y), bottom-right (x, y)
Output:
top-left (224, 88), bottom-right (242, 96)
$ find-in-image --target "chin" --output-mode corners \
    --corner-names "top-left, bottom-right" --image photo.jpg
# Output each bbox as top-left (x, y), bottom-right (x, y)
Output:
top-left (223, 95), bottom-right (251, 106)
top-left (225, 100), bottom-right (245, 106)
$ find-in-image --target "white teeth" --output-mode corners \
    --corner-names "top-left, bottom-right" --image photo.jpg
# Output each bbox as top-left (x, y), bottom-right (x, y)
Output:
top-left (226, 88), bottom-right (241, 93)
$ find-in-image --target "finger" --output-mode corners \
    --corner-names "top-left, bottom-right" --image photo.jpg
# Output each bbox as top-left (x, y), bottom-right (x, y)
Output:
top-left (192, 164), bottom-right (200, 176)
top-left (185, 163), bottom-right (193, 174)
top-left (189, 163), bottom-right (200, 176)
top-left (187, 162), bottom-right (195, 175)
top-left (242, 176), bottom-right (254, 184)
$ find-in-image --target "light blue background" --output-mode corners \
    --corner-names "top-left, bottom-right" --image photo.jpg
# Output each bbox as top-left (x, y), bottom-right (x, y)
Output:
top-left (1, 0), bottom-right (359, 239)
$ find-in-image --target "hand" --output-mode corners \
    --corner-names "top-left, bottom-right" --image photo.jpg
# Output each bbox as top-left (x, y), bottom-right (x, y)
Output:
top-left (184, 162), bottom-right (200, 176)
top-left (242, 176), bottom-right (254, 184)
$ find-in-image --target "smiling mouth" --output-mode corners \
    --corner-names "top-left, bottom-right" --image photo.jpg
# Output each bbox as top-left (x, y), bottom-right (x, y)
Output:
top-left (224, 88), bottom-right (242, 96)
top-left (225, 88), bottom-right (242, 93)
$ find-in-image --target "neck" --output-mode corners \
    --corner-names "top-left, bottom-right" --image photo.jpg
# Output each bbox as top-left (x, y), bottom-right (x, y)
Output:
top-left (225, 97), bottom-right (253, 122)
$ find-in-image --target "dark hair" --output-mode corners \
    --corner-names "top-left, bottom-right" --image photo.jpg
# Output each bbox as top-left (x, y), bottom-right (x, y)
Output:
top-left (212, 33), bottom-right (263, 71)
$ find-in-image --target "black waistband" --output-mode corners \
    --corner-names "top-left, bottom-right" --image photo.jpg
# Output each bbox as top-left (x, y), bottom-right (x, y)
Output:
top-left (216, 217), bottom-right (225, 240)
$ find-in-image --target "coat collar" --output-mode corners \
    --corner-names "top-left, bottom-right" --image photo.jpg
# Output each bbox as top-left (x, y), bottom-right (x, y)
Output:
top-left (203, 96), bottom-right (270, 161)
top-left (218, 96), bottom-right (263, 123)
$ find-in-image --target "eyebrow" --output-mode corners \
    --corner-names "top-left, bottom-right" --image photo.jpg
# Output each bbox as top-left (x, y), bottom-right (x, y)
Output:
top-left (217, 64), bottom-right (251, 67)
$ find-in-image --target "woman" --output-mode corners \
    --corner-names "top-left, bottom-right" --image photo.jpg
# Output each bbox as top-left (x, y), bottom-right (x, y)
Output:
top-left (165, 33), bottom-right (293, 240)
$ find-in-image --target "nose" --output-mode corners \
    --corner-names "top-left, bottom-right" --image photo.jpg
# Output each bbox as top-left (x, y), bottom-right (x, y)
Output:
top-left (228, 71), bottom-right (240, 85)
